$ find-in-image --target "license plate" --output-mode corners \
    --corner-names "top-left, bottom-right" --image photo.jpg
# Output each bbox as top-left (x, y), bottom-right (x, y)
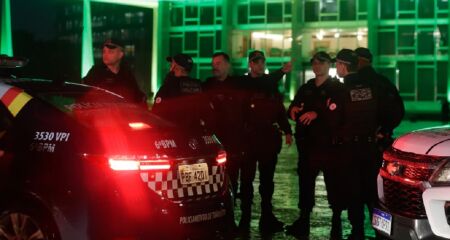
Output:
top-left (372, 208), bottom-right (392, 236)
top-left (178, 163), bottom-right (209, 185)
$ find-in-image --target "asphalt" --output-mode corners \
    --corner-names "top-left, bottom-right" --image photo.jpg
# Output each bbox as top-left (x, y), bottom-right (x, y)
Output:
top-left (229, 120), bottom-right (444, 240)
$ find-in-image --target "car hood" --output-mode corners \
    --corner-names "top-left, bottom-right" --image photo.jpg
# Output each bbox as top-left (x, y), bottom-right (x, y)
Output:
top-left (392, 125), bottom-right (450, 156)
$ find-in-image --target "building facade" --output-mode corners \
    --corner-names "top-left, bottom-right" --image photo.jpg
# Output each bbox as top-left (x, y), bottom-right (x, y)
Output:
top-left (2, 0), bottom-right (449, 114)
top-left (158, 0), bottom-right (449, 113)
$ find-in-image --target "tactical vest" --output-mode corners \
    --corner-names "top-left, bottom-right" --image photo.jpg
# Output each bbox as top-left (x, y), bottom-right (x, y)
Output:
top-left (342, 73), bottom-right (379, 138)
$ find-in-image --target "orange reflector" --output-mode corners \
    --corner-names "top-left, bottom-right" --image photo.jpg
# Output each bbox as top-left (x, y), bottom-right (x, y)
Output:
top-left (128, 122), bottom-right (151, 130)
top-left (216, 150), bottom-right (227, 164)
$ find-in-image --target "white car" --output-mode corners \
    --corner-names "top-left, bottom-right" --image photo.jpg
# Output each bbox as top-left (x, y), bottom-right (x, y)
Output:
top-left (374, 125), bottom-right (450, 240)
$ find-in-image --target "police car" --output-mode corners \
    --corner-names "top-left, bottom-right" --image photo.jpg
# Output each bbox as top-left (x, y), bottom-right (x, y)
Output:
top-left (0, 56), bottom-right (233, 239)
top-left (374, 125), bottom-right (450, 240)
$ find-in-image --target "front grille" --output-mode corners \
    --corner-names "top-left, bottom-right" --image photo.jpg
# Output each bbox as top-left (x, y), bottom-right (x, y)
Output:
top-left (383, 178), bottom-right (426, 218)
top-left (403, 166), bottom-right (434, 181)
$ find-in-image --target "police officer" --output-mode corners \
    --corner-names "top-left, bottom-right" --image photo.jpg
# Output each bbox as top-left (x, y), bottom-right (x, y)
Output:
top-left (355, 47), bottom-right (404, 150)
top-left (285, 52), bottom-right (345, 239)
top-left (237, 50), bottom-right (293, 233)
top-left (84, 38), bottom-right (146, 106)
top-left (334, 49), bottom-right (383, 240)
top-left (202, 52), bottom-right (245, 202)
top-left (355, 47), bottom-right (404, 217)
top-left (152, 53), bottom-right (204, 130)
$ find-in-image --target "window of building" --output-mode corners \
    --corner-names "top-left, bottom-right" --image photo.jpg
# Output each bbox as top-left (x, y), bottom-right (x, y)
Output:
top-left (380, 0), bottom-right (395, 19)
top-left (231, 30), bottom-right (292, 59)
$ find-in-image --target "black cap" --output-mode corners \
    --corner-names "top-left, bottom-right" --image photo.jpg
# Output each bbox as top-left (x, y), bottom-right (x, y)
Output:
top-left (248, 50), bottom-right (265, 62)
top-left (103, 38), bottom-right (125, 50)
top-left (310, 51), bottom-right (332, 64)
top-left (166, 53), bottom-right (194, 71)
top-left (333, 49), bottom-right (358, 66)
top-left (355, 47), bottom-right (373, 62)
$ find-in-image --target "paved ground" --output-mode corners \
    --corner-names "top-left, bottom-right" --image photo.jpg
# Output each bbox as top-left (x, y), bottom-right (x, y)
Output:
top-left (230, 120), bottom-right (444, 240)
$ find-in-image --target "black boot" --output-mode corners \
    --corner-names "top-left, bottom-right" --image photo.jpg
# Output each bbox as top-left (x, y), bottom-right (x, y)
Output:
top-left (259, 212), bottom-right (284, 233)
top-left (285, 211), bottom-right (310, 238)
top-left (238, 208), bottom-right (251, 232)
top-left (330, 209), bottom-right (342, 240)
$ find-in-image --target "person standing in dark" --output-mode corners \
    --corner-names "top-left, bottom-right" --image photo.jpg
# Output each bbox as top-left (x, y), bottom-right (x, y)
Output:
top-left (285, 52), bottom-right (345, 239)
top-left (355, 47), bottom-right (404, 152)
top-left (151, 53), bottom-right (204, 130)
top-left (355, 47), bottom-right (405, 223)
top-left (202, 52), bottom-right (246, 203)
top-left (83, 39), bottom-right (146, 106)
top-left (334, 49), bottom-right (383, 240)
top-left (237, 50), bottom-right (293, 234)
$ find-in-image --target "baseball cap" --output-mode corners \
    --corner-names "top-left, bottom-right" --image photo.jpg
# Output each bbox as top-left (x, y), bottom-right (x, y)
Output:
top-left (310, 51), bottom-right (332, 63)
top-left (355, 47), bottom-right (373, 62)
top-left (333, 49), bottom-right (358, 66)
top-left (166, 53), bottom-right (194, 71)
top-left (248, 50), bottom-right (265, 62)
top-left (103, 38), bottom-right (125, 50)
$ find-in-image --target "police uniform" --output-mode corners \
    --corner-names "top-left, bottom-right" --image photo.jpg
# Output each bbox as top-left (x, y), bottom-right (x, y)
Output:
top-left (84, 63), bottom-right (146, 104)
top-left (202, 76), bottom-right (246, 200)
top-left (152, 73), bottom-right (203, 129)
top-left (338, 71), bottom-right (381, 239)
top-left (356, 48), bottom-right (405, 221)
top-left (238, 72), bottom-right (292, 232)
top-left (286, 76), bottom-right (344, 236)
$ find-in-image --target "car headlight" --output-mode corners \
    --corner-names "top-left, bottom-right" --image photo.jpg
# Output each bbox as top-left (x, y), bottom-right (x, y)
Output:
top-left (430, 159), bottom-right (450, 186)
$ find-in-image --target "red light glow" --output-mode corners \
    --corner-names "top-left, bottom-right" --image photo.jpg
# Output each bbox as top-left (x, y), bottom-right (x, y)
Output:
top-left (128, 122), bottom-right (151, 130)
top-left (109, 157), bottom-right (171, 171)
top-left (109, 158), bottom-right (140, 171)
top-left (216, 151), bottom-right (227, 164)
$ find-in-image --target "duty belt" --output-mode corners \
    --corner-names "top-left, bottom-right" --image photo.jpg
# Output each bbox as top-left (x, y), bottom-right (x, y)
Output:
top-left (332, 135), bottom-right (375, 144)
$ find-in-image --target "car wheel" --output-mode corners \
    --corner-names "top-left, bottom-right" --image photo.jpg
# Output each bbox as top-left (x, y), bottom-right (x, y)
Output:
top-left (0, 206), bottom-right (59, 240)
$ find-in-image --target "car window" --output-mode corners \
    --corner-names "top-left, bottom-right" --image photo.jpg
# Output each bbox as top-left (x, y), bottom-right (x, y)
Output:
top-left (37, 88), bottom-right (174, 130)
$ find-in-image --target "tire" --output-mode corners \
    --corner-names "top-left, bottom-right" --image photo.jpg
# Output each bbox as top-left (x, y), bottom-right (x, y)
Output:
top-left (0, 204), bottom-right (60, 240)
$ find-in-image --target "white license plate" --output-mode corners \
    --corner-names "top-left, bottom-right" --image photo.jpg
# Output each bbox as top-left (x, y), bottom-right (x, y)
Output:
top-left (372, 208), bottom-right (392, 236)
top-left (178, 163), bottom-right (209, 185)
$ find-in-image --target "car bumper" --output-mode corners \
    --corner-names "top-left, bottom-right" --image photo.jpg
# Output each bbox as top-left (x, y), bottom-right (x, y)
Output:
top-left (376, 203), bottom-right (446, 240)
top-left (423, 187), bottom-right (450, 239)
top-left (91, 190), bottom-right (232, 239)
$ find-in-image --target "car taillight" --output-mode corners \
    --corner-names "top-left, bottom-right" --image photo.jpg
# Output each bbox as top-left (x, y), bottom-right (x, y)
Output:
top-left (108, 155), bottom-right (171, 171)
top-left (216, 150), bottom-right (227, 165)
top-left (128, 122), bottom-right (151, 130)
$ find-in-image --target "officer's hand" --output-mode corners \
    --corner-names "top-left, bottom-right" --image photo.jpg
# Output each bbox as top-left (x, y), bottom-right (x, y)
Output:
top-left (285, 133), bottom-right (293, 146)
top-left (282, 61), bottom-right (293, 73)
top-left (299, 111), bottom-right (317, 125)
top-left (289, 104), bottom-right (304, 120)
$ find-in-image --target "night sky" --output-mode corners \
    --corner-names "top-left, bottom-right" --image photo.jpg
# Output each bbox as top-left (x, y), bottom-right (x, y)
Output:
top-left (11, 0), bottom-right (59, 40)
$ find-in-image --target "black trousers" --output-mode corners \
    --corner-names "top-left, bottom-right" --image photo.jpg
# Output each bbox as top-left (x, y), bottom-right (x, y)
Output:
top-left (339, 142), bottom-right (378, 230)
top-left (225, 152), bottom-right (244, 199)
top-left (296, 140), bottom-right (345, 212)
top-left (240, 150), bottom-right (279, 215)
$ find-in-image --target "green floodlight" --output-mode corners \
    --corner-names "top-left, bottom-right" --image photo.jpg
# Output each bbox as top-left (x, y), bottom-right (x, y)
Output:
top-left (81, 0), bottom-right (94, 78)
top-left (1, 0), bottom-right (13, 56)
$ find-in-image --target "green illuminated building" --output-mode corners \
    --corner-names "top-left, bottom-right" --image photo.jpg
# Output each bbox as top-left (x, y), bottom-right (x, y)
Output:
top-left (1, 0), bottom-right (449, 114)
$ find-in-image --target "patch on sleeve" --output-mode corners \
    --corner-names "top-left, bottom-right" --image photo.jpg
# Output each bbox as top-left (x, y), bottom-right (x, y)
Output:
top-left (350, 88), bottom-right (373, 102)
top-left (329, 103), bottom-right (337, 111)
top-left (155, 97), bottom-right (162, 104)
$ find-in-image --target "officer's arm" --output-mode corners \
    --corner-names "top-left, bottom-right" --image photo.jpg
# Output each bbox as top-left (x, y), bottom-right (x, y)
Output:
top-left (288, 86), bottom-right (307, 120)
top-left (277, 101), bottom-right (293, 136)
